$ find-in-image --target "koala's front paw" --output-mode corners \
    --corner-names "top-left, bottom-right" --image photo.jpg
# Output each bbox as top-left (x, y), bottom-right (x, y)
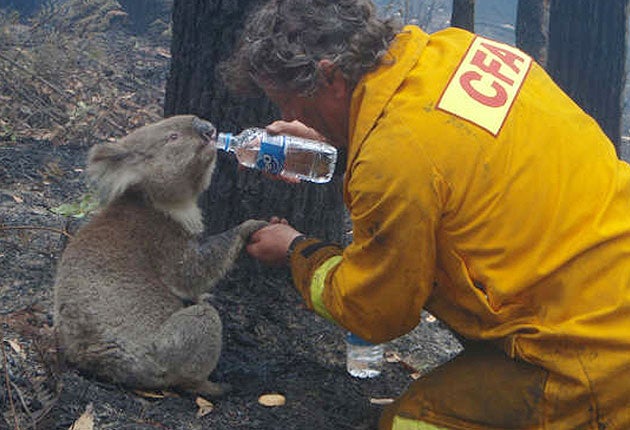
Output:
top-left (237, 219), bottom-right (269, 239)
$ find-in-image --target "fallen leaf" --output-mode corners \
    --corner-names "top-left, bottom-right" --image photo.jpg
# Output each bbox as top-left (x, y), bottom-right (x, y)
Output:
top-left (106, 10), bottom-right (128, 19)
top-left (69, 403), bottom-right (94, 430)
top-left (132, 389), bottom-right (180, 399)
top-left (369, 397), bottom-right (395, 405)
top-left (384, 351), bottom-right (401, 363)
top-left (258, 393), bottom-right (286, 407)
top-left (11, 194), bottom-right (23, 203)
top-left (41, 127), bottom-right (64, 142)
top-left (155, 47), bottom-right (171, 59)
top-left (385, 351), bottom-right (422, 377)
top-left (6, 339), bottom-right (25, 359)
top-left (195, 396), bottom-right (214, 418)
top-left (134, 390), bottom-right (165, 399)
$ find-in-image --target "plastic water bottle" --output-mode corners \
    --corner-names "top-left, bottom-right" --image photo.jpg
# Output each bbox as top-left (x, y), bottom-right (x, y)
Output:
top-left (215, 128), bottom-right (337, 183)
top-left (345, 332), bottom-right (384, 378)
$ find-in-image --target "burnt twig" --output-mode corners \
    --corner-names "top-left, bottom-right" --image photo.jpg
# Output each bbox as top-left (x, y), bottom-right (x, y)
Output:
top-left (1, 323), bottom-right (22, 430)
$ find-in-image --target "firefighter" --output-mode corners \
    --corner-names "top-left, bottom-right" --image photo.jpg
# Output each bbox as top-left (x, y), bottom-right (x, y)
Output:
top-left (220, 0), bottom-right (630, 428)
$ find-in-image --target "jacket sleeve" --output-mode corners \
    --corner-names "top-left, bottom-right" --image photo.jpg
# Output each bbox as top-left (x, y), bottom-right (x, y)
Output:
top-left (290, 128), bottom-right (446, 344)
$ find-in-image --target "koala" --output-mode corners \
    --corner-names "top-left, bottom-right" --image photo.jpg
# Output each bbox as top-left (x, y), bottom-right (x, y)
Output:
top-left (53, 115), bottom-right (267, 396)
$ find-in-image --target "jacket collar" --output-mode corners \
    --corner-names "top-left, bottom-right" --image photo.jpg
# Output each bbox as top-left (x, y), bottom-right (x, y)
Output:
top-left (347, 26), bottom-right (429, 167)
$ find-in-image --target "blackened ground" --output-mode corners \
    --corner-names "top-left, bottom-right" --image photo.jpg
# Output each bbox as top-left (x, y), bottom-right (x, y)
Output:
top-left (0, 139), bottom-right (462, 430)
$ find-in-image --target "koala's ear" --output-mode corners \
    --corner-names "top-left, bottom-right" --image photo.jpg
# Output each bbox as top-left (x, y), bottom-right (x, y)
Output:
top-left (88, 142), bottom-right (130, 165)
top-left (87, 143), bottom-right (139, 204)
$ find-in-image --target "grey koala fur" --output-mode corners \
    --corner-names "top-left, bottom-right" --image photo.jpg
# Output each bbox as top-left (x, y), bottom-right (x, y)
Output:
top-left (53, 115), bottom-right (267, 396)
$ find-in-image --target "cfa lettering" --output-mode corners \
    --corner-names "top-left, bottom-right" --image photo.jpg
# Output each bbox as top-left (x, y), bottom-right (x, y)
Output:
top-left (459, 42), bottom-right (527, 108)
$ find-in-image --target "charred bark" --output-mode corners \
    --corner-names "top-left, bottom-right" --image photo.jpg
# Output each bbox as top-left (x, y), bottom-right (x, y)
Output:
top-left (547, 0), bottom-right (628, 151)
top-left (516, 0), bottom-right (550, 66)
top-left (451, 0), bottom-right (475, 32)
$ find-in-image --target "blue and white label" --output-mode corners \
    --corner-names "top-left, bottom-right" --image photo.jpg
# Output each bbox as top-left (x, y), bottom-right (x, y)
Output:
top-left (256, 135), bottom-right (286, 175)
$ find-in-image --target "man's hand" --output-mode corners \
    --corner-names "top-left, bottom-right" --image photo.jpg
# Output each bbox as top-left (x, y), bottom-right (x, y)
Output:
top-left (246, 217), bottom-right (304, 266)
top-left (266, 120), bottom-right (328, 142)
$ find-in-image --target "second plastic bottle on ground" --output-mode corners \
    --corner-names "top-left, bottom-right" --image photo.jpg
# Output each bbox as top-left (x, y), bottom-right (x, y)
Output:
top-left (346, 332), bottom-right (384, 378)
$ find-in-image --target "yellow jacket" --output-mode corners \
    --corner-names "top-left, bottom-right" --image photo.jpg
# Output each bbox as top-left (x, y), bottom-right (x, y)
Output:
top-left (290, 26), bottom-right (630, 427)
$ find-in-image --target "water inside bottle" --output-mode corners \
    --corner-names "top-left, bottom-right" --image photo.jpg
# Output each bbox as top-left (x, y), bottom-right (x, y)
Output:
top-left (233, 135), bottom-right (261, 168)
top-left (283, 136), bottom-right (336, 183)
top-left (346, 342), bottom-right (384, 378)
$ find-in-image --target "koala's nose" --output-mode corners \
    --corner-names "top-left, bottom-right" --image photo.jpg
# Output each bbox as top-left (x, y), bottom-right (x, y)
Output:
top-left (192, 117), bottom-right (216, 140)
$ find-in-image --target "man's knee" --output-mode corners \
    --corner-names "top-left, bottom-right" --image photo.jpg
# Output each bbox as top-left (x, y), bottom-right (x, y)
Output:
top-left (379, 344), bottom-right (547, 429)
top-left (381, 414), bottom-right (449, 430)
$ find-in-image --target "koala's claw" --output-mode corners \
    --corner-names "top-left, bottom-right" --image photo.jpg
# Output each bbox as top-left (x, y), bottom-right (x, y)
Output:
top-left (237, 219), bottom-right (269, 239)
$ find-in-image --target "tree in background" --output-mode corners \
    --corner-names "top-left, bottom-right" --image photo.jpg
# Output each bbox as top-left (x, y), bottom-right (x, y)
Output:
top-left (451, 0), bottom-right (475, 32)
top-left (117, 0), bottom-right (172, 34)
top-left (165, 0), bottom-right (345, 241)
top-left (0, 0), bottom-right (40, 18)
top-left (547, 0), bottom-right (628, 152)
top-left (516, 0), bottom-right (550, 66)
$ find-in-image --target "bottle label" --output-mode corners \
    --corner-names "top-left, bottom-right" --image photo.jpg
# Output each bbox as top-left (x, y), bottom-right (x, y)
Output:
top-left (346, 332), bottom-right (376, 346)
top-left (256, 135), bottom-right (286, 175)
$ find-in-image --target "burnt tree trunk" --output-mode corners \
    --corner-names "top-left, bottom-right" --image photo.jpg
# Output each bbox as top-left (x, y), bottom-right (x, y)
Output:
top-left (547, 0), bottom-right (628, 152)
top-left (451, 0), bottom-right (475, 32)
top-left (516, 0), bottom-right (550, 66)
top-left (165, 0), bottom-right (345, 241)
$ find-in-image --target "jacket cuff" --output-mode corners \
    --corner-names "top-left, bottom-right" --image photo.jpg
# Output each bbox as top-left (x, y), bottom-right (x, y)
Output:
top-left (289, 237), bottom-right (343, 309)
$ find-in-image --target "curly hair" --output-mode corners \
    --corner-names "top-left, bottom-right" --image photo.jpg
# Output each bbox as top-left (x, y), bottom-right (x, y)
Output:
top-left (219, 0), bottom-right (400, 96)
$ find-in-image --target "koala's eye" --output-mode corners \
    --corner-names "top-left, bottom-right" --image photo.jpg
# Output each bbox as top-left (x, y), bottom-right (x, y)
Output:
top-left (168, 132), bottom-right (179, 141)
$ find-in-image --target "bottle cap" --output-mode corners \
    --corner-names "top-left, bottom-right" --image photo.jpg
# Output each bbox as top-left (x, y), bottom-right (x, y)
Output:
top-left (216, 132), bottom-right (232, 151)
